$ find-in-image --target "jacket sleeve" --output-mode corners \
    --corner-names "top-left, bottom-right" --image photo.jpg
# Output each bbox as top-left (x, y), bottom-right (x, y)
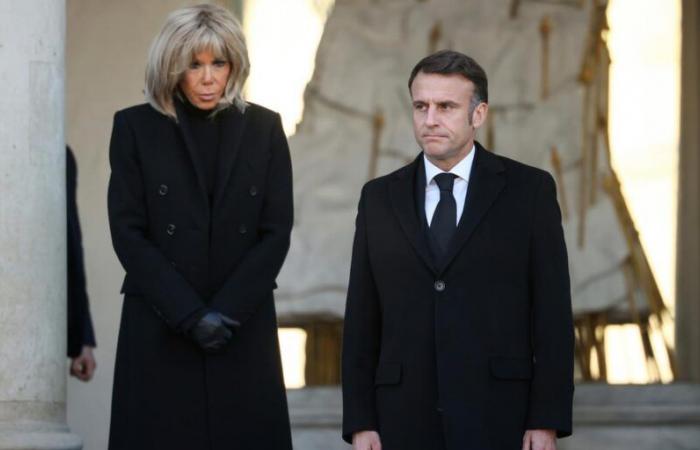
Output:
top-left (107, 111), bottom-right (206, 328)
top-left (526, 172), bottom-right (575, 437)
top-left (208, 113), bottom-right (293, 324)
top-left (66, 147), bottom-right (96, 357)
top-left (341, 186), bottom-right (382, 443)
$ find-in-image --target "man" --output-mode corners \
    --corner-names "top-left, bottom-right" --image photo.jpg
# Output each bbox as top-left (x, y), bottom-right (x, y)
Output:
top-left (67, 146), bottom-right (97, 381)
top-left (342, 50), bottom-right (574, 450)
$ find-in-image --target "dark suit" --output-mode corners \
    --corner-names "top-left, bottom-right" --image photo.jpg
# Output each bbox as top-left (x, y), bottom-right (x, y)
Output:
top-left (66, 147), bottom-right (96, 358)
top-left (342, 143), bottom-right (574, 450)
top-left (107, 102), bottom-right (293, 450)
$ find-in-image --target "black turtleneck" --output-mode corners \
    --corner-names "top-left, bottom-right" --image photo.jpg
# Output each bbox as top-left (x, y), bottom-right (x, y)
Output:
top-left (175, 100), bottom-right (223, 330)
top-left (181, 100), bottom-right (221, 202)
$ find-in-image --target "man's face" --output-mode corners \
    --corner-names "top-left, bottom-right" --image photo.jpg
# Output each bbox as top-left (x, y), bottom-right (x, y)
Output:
top-left (411, 72), bottom-right (486, 168)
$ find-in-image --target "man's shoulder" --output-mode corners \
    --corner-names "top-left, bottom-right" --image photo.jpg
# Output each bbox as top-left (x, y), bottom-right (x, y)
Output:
top-left (360, 159), bottom-right (415, 197)
top-left (489, 150), bottom-right (552, 187)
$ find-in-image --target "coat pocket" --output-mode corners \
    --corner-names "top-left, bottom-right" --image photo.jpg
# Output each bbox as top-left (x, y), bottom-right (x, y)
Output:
top-left (374, 362), bottom-right (402, 386)
top-left (489, 357), bottom-right (533, 380)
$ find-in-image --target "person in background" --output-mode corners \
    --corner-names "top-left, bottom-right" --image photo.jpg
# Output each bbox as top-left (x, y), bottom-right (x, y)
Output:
top-left (66, 146), bottom-right (97, 382)
top-left (106, 4), bottom-right (293, 449)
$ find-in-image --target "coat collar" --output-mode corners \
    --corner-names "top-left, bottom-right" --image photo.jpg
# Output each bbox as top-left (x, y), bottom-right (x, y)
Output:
top-left (174, 100), bottom-right (209, 207)
top-left (389, 154), bottom-right (438, 275)
top-left (389, 142), bottom-right (505, 275)
top-left (212, 105), bottom-right (247, 209)
top-left (441, 141), bottom-right (505, 272)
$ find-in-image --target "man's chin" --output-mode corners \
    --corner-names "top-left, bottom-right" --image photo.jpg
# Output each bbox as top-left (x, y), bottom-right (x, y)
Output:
top-left (421, 146), bottom-right (449, 159)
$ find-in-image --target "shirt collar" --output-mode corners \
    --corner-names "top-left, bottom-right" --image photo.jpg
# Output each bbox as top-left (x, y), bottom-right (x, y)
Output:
top-left (423, 144), bottom-right (476, 186)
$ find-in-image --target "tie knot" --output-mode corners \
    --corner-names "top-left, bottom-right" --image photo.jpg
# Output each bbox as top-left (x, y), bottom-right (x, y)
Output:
top-left (433, 173), bottom-right (457, 192)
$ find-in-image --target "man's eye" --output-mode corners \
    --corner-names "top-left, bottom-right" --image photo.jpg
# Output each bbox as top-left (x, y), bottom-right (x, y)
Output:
top-left (414, 104), bottom-right (426, 111)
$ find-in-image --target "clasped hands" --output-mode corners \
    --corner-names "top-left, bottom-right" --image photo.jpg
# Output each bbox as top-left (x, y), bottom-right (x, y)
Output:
top-left (186, 310), bottom-right (240, 353)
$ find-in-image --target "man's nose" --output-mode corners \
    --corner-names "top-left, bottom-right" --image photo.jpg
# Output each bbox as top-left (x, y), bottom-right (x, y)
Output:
top-left (425, 105), bottom-right (438, 126)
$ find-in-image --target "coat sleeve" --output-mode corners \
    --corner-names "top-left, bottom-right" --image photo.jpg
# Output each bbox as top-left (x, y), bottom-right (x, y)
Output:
top-left (526, 172), bottom-right (575, 437)
top-left (107, 111), bottom-right (206, 328)
top-left (66, 147), bottom-right (96, 357)
top-left (208, 113), bottom-right (293, 324)
top-left (341, 186), bottom-right (382, 443)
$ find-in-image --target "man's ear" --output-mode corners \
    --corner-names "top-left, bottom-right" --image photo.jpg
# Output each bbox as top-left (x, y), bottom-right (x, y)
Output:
top-left (472, 103), bottom-right (488, 129)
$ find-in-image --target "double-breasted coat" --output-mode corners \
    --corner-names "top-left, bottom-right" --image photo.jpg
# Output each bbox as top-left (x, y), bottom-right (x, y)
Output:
top-left (107, 101), bottom-right (293, 450)
top-left (342, 144), bottom-right (574, 450)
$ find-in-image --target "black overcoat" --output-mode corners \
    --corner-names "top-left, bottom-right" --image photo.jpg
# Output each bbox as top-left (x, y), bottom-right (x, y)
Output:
top-left (342, 144), bottom-right (574, 450)
top-left (107, 102), bottom-right (293, 450)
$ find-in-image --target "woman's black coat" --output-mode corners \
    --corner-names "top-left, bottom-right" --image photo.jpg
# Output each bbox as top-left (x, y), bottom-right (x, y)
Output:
top-left (107, 101), bottom-right (293, 450)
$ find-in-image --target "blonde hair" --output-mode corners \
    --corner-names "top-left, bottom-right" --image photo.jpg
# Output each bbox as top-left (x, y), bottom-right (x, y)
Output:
top-left (145, 4), bottom-right (249, 119)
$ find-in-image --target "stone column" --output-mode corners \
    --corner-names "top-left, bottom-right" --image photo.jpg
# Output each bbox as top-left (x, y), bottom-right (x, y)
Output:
top-left (0, 0), bottom-right (82, 448)
top-left (676, 0), bottom-right (700, 383)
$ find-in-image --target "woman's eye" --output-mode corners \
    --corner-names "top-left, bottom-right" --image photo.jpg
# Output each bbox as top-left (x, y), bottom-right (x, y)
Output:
top-left (189, 62), bottom-right (201, 69)
top-left (214, 60), bottom-right (228, 67)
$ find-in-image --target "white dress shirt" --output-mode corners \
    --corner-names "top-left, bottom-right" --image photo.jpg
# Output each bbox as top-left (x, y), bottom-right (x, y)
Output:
top-left (424, 145), bottom-right (475, 226)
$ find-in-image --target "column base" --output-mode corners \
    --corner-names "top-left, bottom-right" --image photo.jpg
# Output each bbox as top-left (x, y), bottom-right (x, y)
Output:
top-left (0, 422), bottom-right (81, 450)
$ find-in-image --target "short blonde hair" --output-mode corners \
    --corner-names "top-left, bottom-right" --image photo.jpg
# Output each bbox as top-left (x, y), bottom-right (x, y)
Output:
top-left (145, 4), bottom-right (249, 119)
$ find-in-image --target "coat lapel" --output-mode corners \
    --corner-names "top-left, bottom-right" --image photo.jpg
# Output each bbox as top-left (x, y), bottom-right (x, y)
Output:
top-left (389, 155), bottom-right (438, 275)
top-left (440, 143), bottom-right (505, 272)
top-left (212, 105), bottom-right (247, 209)
top-left (174, 101), bottom-right (210, 209)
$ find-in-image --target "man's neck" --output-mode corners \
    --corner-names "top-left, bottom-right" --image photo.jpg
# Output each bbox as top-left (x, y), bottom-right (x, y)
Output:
top-left (425, 142), bottom-right (475, 172)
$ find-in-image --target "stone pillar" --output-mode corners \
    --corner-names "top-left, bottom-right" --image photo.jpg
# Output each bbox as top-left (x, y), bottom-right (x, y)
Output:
top-left (676, 0), bottom-right (700, 383)
top-left (0, 1), bottom-right (82, 448)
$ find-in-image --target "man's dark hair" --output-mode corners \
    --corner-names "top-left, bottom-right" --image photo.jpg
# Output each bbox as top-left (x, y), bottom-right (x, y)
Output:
top-left (408, 50), bottom-right (489, 113)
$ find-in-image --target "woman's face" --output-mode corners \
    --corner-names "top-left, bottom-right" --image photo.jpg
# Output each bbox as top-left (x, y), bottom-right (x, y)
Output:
top-left (179, 49), bottom-right (231, 110)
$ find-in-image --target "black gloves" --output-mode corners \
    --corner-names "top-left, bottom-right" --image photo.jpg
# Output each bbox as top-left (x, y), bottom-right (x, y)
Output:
top-left (187, 310), bottom-right (240, 353)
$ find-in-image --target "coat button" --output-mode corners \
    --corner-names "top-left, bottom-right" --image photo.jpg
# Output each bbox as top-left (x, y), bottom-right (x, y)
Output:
top-left (158, 184), bottom-right (168, 195)
top-left (434, 280), bottom-right (445, 292)
top-left (239, 224), bottom-right (247, 234)
top-left (249, 185), bottom-right (258, 197)
top-left (436, 407), bottom-right (444, 414)
top-left (166, 224), bottom-right (176, 235)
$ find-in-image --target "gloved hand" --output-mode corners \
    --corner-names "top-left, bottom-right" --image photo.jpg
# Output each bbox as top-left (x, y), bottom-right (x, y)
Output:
top-left (188, 311), bottom-right (240, 353)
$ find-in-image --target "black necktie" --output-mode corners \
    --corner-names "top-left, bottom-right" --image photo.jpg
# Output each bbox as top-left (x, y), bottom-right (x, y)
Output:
top-left (430, 173), bottom-right (458, 255)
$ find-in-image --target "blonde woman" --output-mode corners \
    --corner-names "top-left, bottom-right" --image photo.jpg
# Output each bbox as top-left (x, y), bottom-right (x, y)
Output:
top-left (107, 4), bottom-right (293, 449)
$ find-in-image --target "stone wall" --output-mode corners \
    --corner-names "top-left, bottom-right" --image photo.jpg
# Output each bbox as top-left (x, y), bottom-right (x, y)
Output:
top-left (277, 0), bottom-right (638, 325)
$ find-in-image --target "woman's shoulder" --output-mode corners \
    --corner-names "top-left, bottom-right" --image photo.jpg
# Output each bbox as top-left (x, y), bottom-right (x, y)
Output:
top-left (115, 103), bottom-right (163, 121)
top-left (242, 102), bottom-right (280, 123)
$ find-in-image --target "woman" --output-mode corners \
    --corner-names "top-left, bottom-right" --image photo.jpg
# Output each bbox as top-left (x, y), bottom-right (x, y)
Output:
top-left (107, 4), bottom-right (293, 449)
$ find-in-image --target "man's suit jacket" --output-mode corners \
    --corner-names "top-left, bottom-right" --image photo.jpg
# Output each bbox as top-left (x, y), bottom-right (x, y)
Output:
top-left (342, 142), bottom-right (574, 450)
top-left (107, 102), bottom-right (293, 450)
